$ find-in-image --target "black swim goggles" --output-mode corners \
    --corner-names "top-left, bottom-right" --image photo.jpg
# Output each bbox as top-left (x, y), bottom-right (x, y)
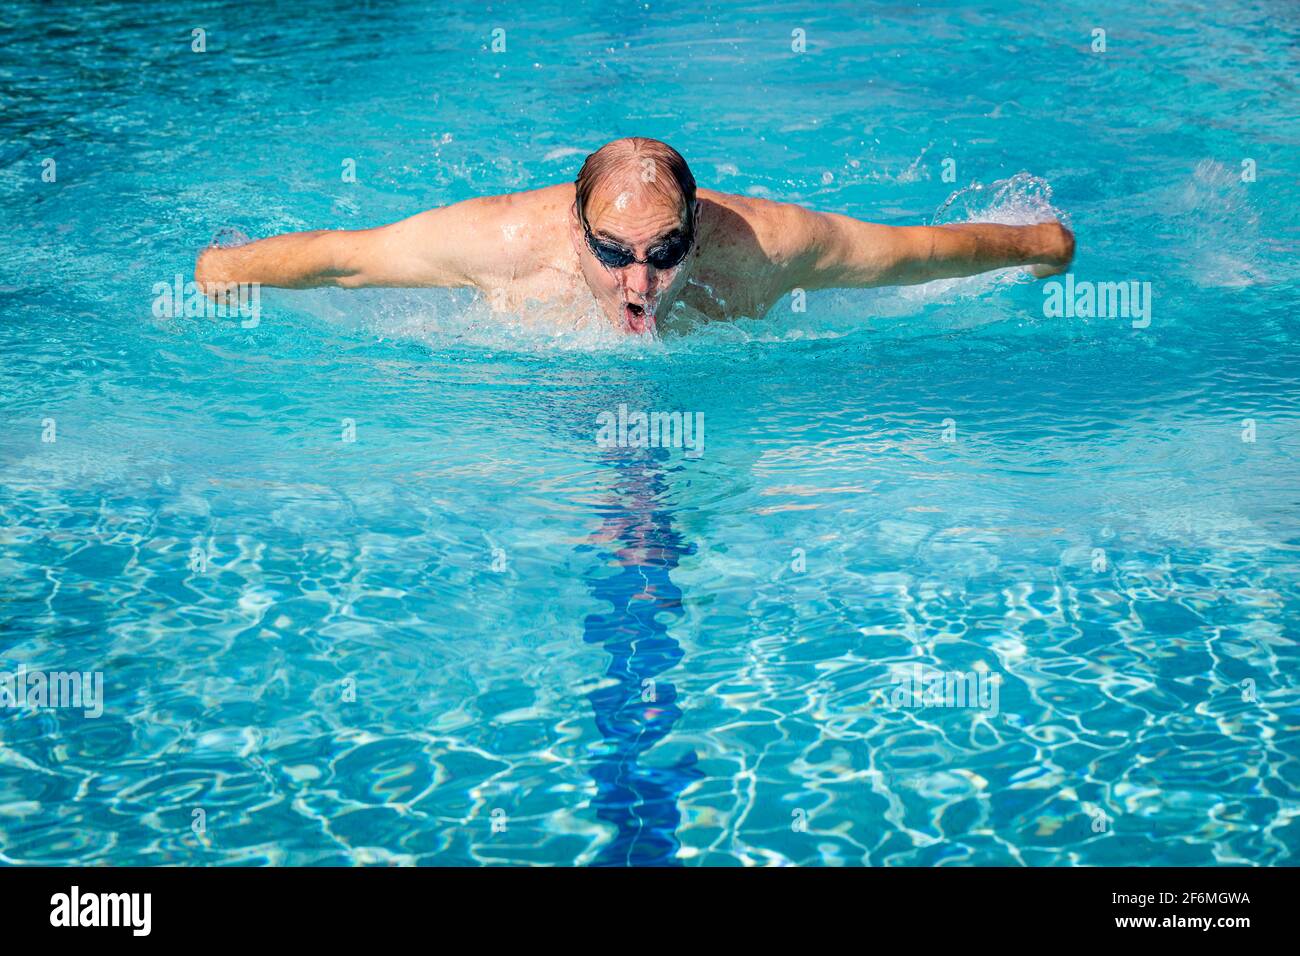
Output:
top-left (576, 193), bottom-right (696, 271)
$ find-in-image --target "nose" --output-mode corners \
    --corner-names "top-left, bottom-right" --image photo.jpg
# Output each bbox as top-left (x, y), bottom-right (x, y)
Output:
top-left (621, 262), bottom-right (655, 297)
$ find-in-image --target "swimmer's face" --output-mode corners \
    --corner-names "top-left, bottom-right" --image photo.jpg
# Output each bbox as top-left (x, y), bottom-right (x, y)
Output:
top-left (569, 182), bottom-right (697, 335)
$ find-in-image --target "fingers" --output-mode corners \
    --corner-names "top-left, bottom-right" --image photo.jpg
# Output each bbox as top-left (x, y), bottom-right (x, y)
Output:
top-left (1044, 221), bottom-right (1075, 267)
top-left (1026, 261), bottom-right (1066, 279)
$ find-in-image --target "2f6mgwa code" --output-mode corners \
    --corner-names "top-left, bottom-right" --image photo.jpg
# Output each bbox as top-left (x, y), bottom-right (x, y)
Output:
top-left (1183, 893), bottom-right (1251, 904)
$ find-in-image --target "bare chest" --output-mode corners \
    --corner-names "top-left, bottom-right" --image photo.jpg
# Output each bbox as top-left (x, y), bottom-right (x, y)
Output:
top-left (483, 224), bottom-right (777, 328)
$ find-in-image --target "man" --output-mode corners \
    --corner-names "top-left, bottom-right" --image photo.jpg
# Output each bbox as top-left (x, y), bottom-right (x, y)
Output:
top-left (195, 137), bottom-right (1074, 335)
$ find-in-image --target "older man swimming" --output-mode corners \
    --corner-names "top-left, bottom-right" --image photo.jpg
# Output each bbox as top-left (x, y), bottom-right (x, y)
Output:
top-left (195, 136), bottom-right (1074, 335)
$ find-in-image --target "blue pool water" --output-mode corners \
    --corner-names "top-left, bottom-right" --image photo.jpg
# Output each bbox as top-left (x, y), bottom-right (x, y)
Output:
top-left (1, 1), bottom-right (1298, 865)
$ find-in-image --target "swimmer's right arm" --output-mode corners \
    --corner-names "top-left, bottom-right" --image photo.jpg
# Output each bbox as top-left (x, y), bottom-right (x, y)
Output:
top-left (194, 200), bottom-right (493, 294)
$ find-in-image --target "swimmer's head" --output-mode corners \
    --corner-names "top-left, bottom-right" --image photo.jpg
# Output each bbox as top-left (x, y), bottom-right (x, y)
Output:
top-left (569, 137), bottom-right (698, 335)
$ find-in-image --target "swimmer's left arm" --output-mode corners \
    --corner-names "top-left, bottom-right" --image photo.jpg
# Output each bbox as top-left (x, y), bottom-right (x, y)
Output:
top-left (788, 210), bottom-right (1074, 290)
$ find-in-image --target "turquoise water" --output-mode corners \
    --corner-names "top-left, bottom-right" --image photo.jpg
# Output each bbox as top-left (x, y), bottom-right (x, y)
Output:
top-left (1, 0), bottom-right (1298, 865)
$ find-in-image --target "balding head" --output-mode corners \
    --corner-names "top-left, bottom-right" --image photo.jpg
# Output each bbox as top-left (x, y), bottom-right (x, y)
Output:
top-left (574, 137), bottom-right (696, 225)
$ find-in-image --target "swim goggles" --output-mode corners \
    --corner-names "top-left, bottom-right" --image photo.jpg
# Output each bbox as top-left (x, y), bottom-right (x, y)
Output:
top-left (576, 192), bottom-right (695, 271)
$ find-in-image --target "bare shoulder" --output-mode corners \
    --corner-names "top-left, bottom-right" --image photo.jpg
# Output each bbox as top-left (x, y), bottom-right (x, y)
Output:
top-left (446, 183), bottom-right (575, 284)
top-left (692, 189), bottom-right (826, 310)
top-left (379, 182), bottom-right (572, 287)
top-left (697, 189), bottom-right (824, 269)
top-left (466, 182), bottom-right (573, 221)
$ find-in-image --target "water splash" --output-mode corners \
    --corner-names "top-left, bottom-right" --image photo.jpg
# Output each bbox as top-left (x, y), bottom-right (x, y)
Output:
top-left (932, 171), bottom-right (1067, 229)
top-left (290, 286), bottom-right (662, 357)
top-left (1171, 159), bottom-right (1265, 288)
top-left (208, 226), bottom-right (252, 249)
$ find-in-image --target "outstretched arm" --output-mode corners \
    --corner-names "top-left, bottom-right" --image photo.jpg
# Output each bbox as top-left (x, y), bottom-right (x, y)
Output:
top-left (194, 198), bottom-right (494, 293)
top-left (779, 206), bottom-right (1074, 292)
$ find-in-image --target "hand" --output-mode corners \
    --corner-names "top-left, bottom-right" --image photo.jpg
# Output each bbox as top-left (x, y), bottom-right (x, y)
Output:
top-left (194, 247), bottom-right (237, 302)
top-left (1025, 221), bottom-right (1074, 278)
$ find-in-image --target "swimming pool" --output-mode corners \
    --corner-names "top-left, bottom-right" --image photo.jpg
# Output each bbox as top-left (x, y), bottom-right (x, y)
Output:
top-left (1, 0), bottom-right (1297, 866)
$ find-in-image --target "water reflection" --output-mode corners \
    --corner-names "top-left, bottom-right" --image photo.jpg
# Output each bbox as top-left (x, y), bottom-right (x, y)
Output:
top-left (582, 448), bottom-right (701, 866)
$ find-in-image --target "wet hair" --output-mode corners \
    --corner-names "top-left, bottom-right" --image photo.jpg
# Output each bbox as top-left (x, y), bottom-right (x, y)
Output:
top-left (574, 137), bottom-right (696, 229)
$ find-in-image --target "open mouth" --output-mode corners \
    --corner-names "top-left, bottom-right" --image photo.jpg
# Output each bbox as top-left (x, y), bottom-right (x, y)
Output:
top-left (623, 300), bottom-right (656, 334)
